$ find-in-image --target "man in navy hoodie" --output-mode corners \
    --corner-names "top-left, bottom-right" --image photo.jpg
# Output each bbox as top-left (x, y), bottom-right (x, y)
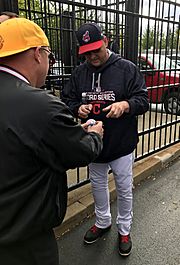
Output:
top-left (62, 22), bottom-right (149, 257)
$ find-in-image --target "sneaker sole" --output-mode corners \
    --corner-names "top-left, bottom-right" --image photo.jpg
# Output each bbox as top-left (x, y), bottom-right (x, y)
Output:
top-left (84, 238), bottom-right (99, 244)
top-left (119, 249), bottom-right (131, 257)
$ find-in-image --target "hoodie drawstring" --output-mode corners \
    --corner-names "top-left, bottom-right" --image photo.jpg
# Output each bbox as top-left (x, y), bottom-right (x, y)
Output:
top-left (92, 73), bottom-right (95, 90)
top-left (92, 73), bottom-right (101, 92)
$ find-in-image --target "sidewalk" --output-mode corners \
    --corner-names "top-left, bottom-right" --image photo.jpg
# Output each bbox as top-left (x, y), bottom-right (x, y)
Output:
top-left (58, 155), bottom-right (180, 265)
top-left (54, 142), bottom-right (180, 238)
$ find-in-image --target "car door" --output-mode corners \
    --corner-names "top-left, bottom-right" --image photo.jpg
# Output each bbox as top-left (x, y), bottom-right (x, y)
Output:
top-left (139, 56), bottom-right (165, 103)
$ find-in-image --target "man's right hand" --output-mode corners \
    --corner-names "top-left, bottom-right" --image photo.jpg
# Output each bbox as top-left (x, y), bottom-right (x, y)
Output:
top-left (78, 104), bottom-right (92, 118)
top-left (87, 121), bottom-right (104, 138)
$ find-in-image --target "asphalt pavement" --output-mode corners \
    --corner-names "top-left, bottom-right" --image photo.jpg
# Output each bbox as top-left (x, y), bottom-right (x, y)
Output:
top-left (57, 157), bottom-right (180, 265)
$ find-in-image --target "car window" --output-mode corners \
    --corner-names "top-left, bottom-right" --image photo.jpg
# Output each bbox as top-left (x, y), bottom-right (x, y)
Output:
top-left (147, 55), bottom-right (178, 70)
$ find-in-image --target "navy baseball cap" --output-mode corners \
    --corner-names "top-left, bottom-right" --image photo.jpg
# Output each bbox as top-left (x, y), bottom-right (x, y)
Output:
top-left (76, 23), bottom-right (104, 54)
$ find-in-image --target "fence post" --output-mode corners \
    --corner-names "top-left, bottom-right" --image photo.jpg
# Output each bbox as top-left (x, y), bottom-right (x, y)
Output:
top-left (62, 11), bottom-right (73, 75)
top-left (124, 0), bottom-right (140, 65)
top-left (0, 0), bottom-right (18, 14)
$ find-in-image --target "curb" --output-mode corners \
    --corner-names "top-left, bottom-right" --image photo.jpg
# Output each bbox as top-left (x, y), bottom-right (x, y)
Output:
top-left (54, 142), bottom-right (180, 239)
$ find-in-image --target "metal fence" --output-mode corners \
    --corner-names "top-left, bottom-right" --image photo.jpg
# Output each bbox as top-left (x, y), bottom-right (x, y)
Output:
top-left (1, 0), bottom-right (179, 191)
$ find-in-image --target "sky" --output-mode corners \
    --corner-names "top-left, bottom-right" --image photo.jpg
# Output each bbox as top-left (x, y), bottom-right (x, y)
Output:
top-left (139, 0), bottom-right (180, 32)
top-left (54, 0), bottom-right (180, 34)
top-left (141, 0), bottom-right (179, 20)
top-left (82, 0), bottom-right (180, 32)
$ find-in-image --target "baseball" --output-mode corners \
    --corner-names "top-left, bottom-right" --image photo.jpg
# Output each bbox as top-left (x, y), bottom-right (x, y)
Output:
top-left (86, 119), bottom-right (96, 126)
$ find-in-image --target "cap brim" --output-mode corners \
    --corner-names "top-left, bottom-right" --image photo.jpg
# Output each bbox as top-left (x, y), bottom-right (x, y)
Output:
top-left (79, 40), bottom-right (104, 55)
top-left (0, 47), bottom-right (33, 58)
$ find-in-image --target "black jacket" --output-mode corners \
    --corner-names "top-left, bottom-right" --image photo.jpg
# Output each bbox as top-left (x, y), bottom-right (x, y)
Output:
top-left (0, 70), bottom-right (102, 244)
top-left (62, 53), bottom-right (149, 162)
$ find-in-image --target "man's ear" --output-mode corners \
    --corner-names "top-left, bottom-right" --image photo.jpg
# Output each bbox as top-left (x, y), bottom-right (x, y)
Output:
top-left (34, 47), bottom-right (41, 64)
top-left (103, 36), bottom-right (108, 47)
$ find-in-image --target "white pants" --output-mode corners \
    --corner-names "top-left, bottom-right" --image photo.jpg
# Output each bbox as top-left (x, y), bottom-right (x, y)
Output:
top-left (89, 153), bottom-right (134, 235)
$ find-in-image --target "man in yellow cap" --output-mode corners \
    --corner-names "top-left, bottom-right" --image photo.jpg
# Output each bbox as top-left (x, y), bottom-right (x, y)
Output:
top-left (0, 18), bottom-right (103, 265)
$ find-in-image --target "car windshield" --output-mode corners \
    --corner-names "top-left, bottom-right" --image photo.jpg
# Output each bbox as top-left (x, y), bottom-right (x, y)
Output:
top-left (147, 54), bottom-right (178, 70)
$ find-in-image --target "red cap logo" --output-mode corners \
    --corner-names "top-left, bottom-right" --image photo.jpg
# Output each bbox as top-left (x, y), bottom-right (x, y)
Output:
top-left (82, 31), bottom-right (90, 43)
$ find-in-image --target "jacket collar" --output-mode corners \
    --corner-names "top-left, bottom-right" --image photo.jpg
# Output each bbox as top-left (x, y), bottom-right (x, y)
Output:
top-left (0, 65), bottom-right (29, 84)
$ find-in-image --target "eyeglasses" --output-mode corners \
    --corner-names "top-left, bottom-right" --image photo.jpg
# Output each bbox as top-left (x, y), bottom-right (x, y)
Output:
top-left (40, 47), bottom-right (56, 66)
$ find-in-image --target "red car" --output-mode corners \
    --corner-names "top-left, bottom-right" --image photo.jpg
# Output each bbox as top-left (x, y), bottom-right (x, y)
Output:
top-left (139, 54), bottom-right (180, 115)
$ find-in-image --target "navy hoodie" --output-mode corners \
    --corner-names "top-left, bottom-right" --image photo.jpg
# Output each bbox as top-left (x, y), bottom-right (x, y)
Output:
top-left (62, 52), bottom-right (149, 162)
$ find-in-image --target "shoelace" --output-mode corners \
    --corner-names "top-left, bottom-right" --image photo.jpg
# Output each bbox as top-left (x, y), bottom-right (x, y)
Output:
top-left (121, 235), bottom-right (129, 243)
top-left (90, 225), bottom-right (98, 233)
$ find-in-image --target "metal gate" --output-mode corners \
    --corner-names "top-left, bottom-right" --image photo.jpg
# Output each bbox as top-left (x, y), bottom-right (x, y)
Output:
top-left (1, 0), bottom-right (179, 191)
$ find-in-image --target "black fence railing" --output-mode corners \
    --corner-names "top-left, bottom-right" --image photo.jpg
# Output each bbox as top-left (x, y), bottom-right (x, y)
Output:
top-left (1, 0), bottom-right (179, 191)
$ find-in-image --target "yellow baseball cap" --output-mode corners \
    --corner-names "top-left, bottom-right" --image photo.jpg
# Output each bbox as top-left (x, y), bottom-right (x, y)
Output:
top-left (0, 17), bottom-right (49, 58)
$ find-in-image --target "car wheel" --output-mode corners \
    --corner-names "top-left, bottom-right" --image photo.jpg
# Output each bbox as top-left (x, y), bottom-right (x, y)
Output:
top-left (164, 91), bottom-right (180, 115)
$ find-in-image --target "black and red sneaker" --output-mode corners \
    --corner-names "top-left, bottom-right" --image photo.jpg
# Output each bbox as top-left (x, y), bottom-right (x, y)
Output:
top-left (118, 234), bottom-right (132, 257)
top-left (84, 224), bottom-right (111, 244)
